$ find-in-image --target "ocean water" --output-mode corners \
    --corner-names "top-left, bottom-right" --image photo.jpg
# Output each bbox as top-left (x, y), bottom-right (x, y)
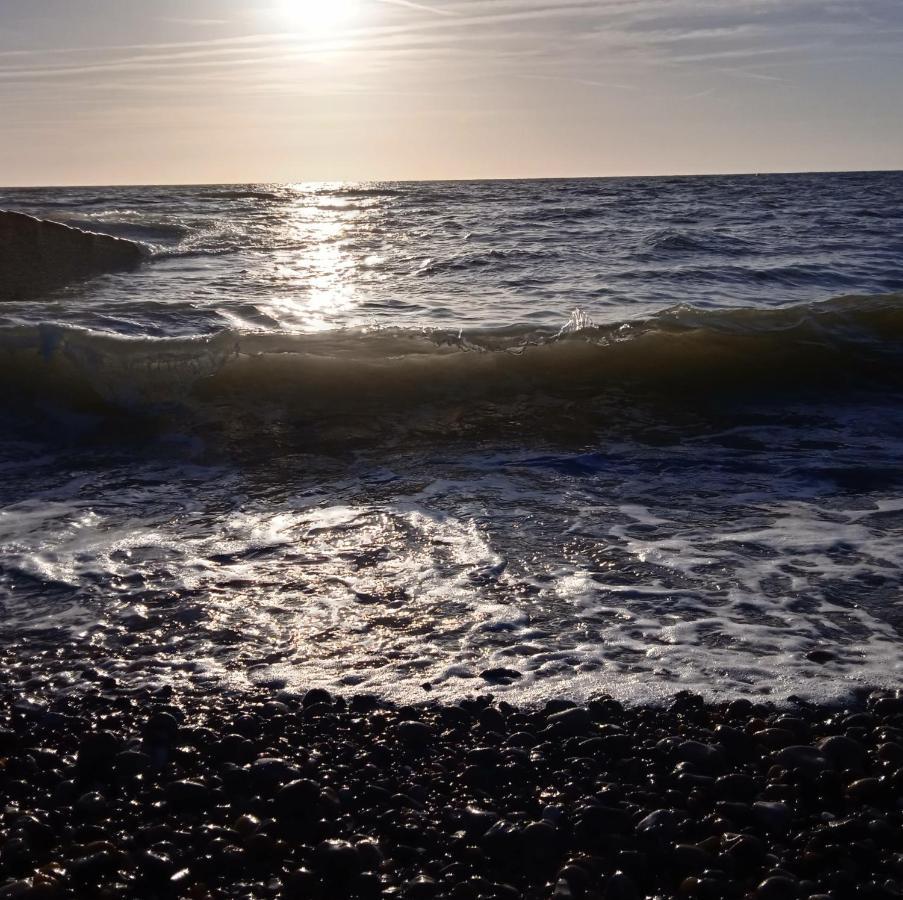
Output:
top-left (1, 171), bottom-right (903, 704)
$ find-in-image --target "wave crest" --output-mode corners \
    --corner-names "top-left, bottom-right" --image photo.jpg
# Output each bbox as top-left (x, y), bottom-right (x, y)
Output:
top-left (1, 294), bottom-right (902, 435)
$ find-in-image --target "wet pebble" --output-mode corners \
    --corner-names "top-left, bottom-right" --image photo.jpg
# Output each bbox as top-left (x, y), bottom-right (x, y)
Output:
top-left (0, 686), bottom-right (901, 899)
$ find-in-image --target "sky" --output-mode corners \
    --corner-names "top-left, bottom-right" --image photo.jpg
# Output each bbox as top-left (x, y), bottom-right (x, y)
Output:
top-left (0, 0), bottom-right (901, 185)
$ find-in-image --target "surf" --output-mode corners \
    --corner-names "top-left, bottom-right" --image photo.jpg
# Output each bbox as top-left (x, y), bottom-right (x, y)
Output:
top-left (1, 294), bottom-right (902, 440)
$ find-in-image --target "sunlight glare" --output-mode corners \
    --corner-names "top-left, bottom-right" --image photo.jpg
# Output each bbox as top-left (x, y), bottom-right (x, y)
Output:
top-left (274, 0), bottom-right (359, 33)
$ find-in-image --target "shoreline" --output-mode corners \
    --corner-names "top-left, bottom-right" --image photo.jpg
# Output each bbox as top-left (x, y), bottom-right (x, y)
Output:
top-left (2, 685), bottom-right (902, 899)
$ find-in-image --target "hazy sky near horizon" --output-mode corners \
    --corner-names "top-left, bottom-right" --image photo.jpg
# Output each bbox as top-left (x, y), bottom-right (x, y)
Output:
top-left (1, 0), bottom-right (901, 185)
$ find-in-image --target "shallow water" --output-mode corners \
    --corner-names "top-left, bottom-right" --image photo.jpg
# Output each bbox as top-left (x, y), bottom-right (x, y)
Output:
top-left (1, 172), bottom-right (903, 703)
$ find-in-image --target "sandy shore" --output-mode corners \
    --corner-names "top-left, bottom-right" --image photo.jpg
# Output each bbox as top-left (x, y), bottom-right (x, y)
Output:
top-left (1, 684), bottom-right (902, 899)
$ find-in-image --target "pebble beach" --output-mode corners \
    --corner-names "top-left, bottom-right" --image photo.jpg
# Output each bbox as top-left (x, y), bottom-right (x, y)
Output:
top-left (3, 682), bottom-right (903, 899)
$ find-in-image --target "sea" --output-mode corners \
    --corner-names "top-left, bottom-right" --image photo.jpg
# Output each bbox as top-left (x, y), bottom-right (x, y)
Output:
top-left (1, 170), bottom-right (903, 705)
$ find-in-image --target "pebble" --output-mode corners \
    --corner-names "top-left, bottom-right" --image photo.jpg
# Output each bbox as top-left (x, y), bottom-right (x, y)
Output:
top-left (546, 707), bottom-right (592, 737)
top-left (302, 688), bottom-right (332, 707)
top-left (636, 808), bottom-right (683, 838)
top-left (404, 875), bottom-right (438, 898)
top-left (313, 839), bottom-right (362, 880)
top-left (846, 777), bottom-right (883, 804)
top-left (818, 735), bottom-right (866, 769)
top-left (752, 801), bottom-right (792, 834)
top-left (75, 792), bottom-right (107, 818)
top-left (76, 731), bottom-right (121, 771)
top-left (249, 756), bottom-right (302, 787)
top-left (756, 875), bottom-right (799, 899)
top-left (0, 687), bottom-right (900, 899)
top-left (773, 745), bottom-right (832, 774)
top-left (165, 779), bottom-right (211, 810)
top-left (605, 871), bottom-right (640, 899)
top-left (677, 740), bottom-right (725, 772)
top-left (479, 668), bottom-right (523, 683)
top-left (397, 720), bottom-right (435, 746)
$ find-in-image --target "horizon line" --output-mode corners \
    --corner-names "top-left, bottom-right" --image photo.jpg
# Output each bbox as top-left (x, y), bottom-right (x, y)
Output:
top-left (2, 166), bottom-right (902, 191)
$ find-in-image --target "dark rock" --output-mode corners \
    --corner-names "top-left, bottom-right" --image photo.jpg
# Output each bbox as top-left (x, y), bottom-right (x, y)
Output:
top-left (480, 668), bottom-right (523, 684)
top-left (217, 733), bottom-right (255, 763)
top-left (302, 701), bottom-right (333, 720)
top-left (755, 728), bottom-right (797, 750)
top-left (250, 756), bottom-right (302, 788)
top-left (818, 735), bottom-right (866, 769)
top-left (0, 210), bottom-right (145, 301)
top-left (726, 699), bottom-right (754, 718)
top-left (397, 720), bottom-right (435, 746)
top-left (77, 730), bottom-right (121, 771)
top-left (71, 851), bottom-right (119, 884)
top-left (349, 694), bottom-right (379, 713)
top-left (459, 806), bottom-right (498, 838)
top-left (774, 745), bottom-right (832, 774)
top-left (671, 844), bottom-right (713, 875)
top-left (752, 801), bottom-right (791, 834)
top-left (714, 773), bottom-right (758, 802)
top-left (404, 875), bottom-right (438, 899)
top-left (873, 697), bottom-right (903, 715)
top-left (313, 839), bottom-right (361, 881)
top-left (114, 749), bottom-right (152, 775)
top-left (636, 809), bottom-right (683, 839)
top-left (605, 871), bottom-right (639, 900)
top-left (546, 707), bottom-right (592, 737)
top-left (481, 819), bottom-right (523, 860)
top-left (755, 875), bottom-right (799, 899)
top-left (478, 707), bottom-right (508, 732)
top-left (75, 791), bottom-right (108, 818)
top-left (138, 849), bottom-right (178, 883)
top-left (722, 833), bottom-right (766, 868)
top-left (677, 740), bottom-right (725, 772)
top-left (284, 868), bottom-right (317, 899)
top-left (0, 727), bottom-right (17, 752)
top-left (846, 778), bottom-right (882, 804)
top-left (302, 687), bottom-right (332, 707)
top-left (545, 699), bottom-right (577, 716)
top-left (576, 804), bottom-right (632, 836)
top-left (557, 863), bottom-right (592, 895)
top-left (145, 710), bottom-right (180, 734)
top-left (355, 839), bottom-right (384, 870)
top-left (165, 780), bottom-right (212, 811)
top-left (506, 731), bottom-right (539, 748)
top-left (274, 778), bottom-right (323, 820)
top-left (876, 742), bottom-right (903, 764)
top-left (522, 821), bottom-right (562, 859)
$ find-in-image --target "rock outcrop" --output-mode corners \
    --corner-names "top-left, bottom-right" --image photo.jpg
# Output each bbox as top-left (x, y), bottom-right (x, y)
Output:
top-left (0, 210), bottom-right (145, 300)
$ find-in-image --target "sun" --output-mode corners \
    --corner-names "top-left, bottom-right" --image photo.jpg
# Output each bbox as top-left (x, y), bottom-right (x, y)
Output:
top-left (274, 0), bottom-right (359, 33)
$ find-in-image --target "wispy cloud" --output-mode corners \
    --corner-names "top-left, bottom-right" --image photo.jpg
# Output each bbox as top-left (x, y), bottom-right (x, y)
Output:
top-left (515, 72), bottom-right (639, 92)
top-left (158, 18), bottom-right (234, 28)
top-left (377, 0), bottom-right (455, 16)
top-left (1, 1), bottom-right (901, 98)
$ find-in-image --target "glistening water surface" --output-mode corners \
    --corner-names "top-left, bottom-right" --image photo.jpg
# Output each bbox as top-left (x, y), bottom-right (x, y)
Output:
top-left (1, 172), bottom-right (903, 703)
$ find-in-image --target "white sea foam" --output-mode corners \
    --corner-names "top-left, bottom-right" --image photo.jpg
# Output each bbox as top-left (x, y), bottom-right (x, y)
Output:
top-left (1, 437), bottom-right (901, 704)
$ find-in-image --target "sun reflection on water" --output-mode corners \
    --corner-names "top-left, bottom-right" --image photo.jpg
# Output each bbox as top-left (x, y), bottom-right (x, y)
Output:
top-left (257, 186), bottom-right (379, 332)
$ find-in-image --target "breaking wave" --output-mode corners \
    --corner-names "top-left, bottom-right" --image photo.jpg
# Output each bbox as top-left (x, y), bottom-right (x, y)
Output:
top-left (1, 294), bottom-right (902, 438)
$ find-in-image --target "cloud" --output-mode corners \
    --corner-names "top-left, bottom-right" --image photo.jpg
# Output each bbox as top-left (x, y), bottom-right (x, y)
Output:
top-left (0, 0), bottom-right (900, 92)
top-left (158, 18), bottom-right (234, 27)
top-left (377, 0), bottom-right (455, 16)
